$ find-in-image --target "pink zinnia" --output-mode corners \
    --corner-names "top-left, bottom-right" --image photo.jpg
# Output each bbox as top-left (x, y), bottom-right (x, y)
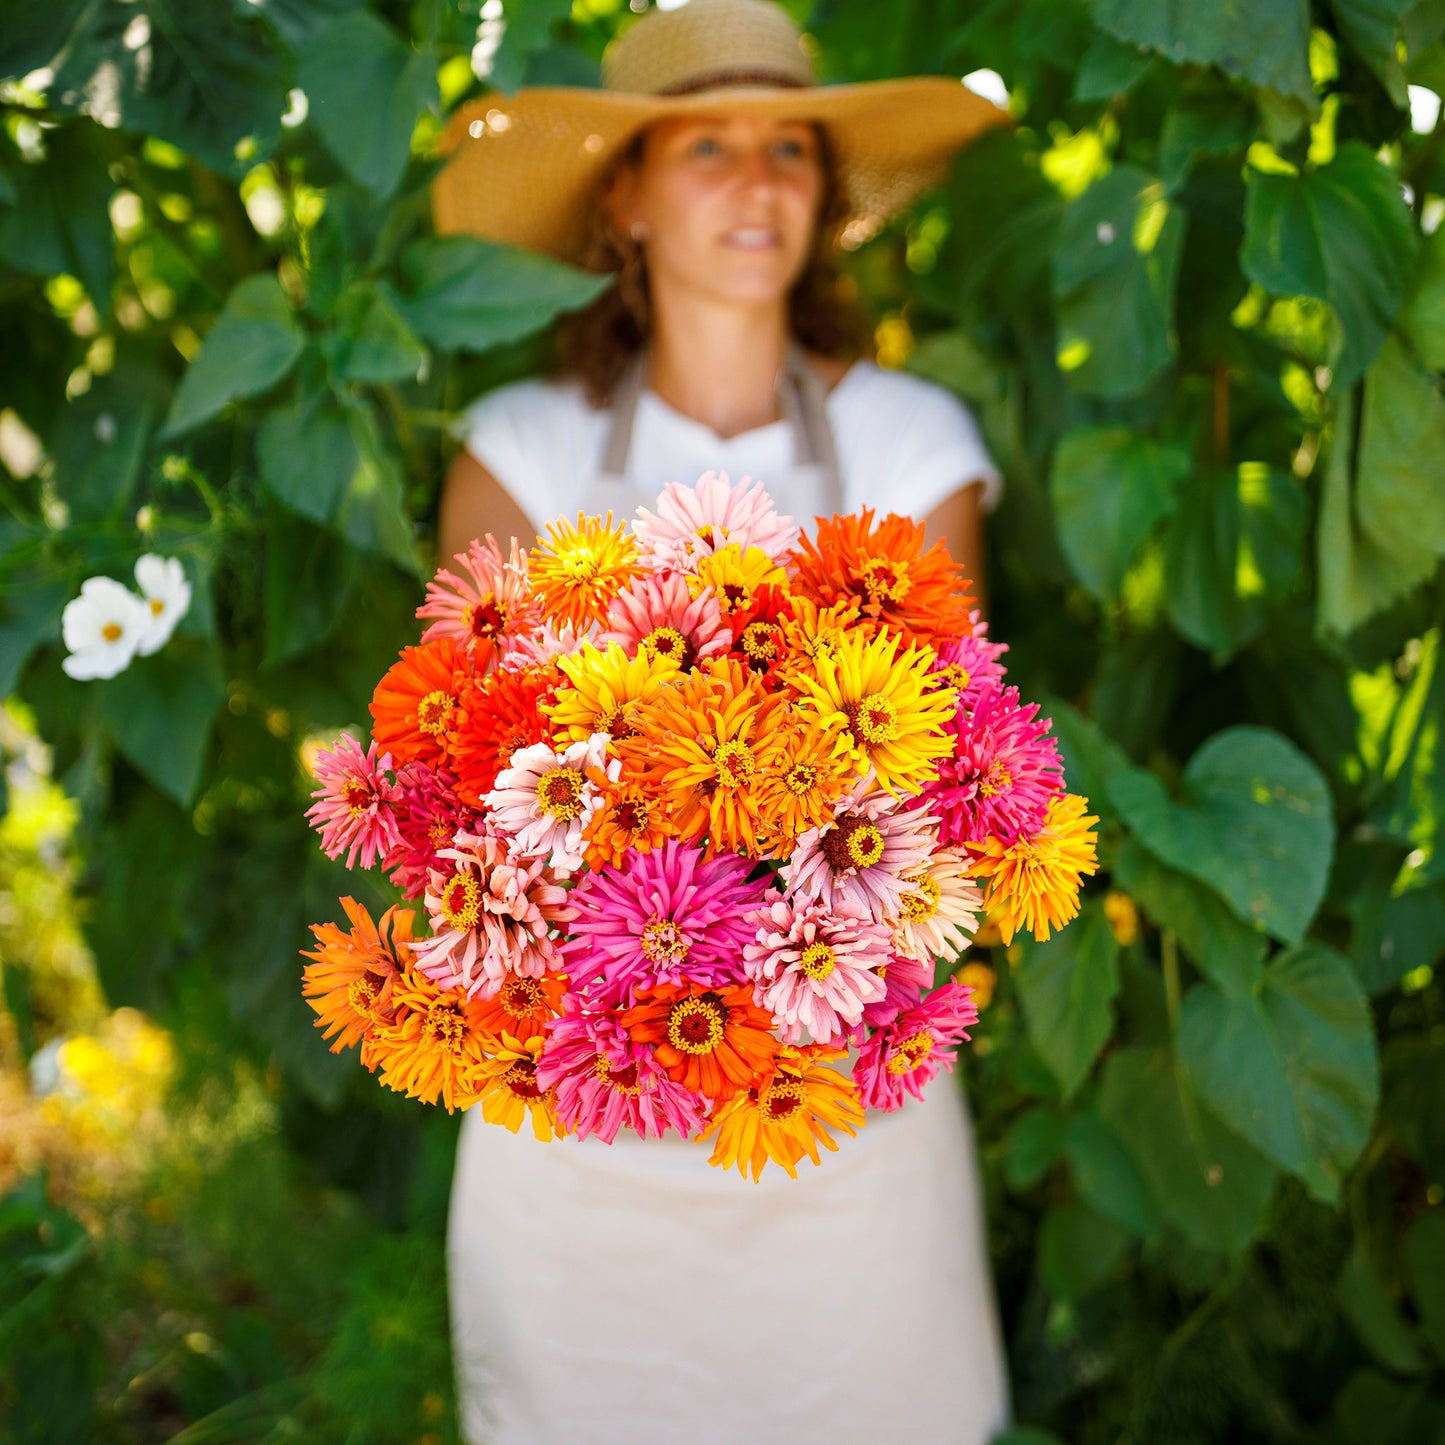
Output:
top-left (383, 760), bottom-right (475, 900)
top-left (781, 778), bottom-right (937, 925)
top-left (498, 620), bottom-right (584, 672)
top-left (562, 840), bottom-right (767, 1006)
top-left (927, 611), bottom-right (1007, 704)
top-left (859, 950), bottom-right (931, 1031)
top-left (632, 471), bottom-right (799, 572)
top-left (305, 733), bottom-right (402, 869)
top-left (414, 829), bottom-right (572, 998)
top-left (599, 570), bottom-right (730, 669)
top-left (854, 981), bottom-right (979, 1111)
top-left (538, 997), bottom-right (709, 1142)
top-left (926, 683), bottom-right (1065, 847)
top-left (416, 535), bottom-right (541, 659)
top-left (743, 893), bottom-right (889, 1044)
top-left (484, 732), bottom-right (614, 876)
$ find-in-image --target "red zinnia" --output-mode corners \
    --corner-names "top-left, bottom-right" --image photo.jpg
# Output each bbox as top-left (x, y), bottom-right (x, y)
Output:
top-left (448, 663), bottom-right (560, 806)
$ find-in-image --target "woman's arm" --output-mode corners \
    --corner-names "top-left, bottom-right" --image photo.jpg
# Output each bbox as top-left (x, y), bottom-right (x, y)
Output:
top-left (923, 480), bottom-right (987, 621)
top-left (436, 448), bottom-right (539, 564)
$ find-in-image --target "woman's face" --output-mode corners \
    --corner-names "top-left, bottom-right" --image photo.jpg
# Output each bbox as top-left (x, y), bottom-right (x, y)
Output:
top-left (608, 113), bottom-right (824, 308)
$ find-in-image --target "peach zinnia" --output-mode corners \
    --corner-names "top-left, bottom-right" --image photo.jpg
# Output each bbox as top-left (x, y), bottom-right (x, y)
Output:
top-left (417, 534), bottom-right (540, 661)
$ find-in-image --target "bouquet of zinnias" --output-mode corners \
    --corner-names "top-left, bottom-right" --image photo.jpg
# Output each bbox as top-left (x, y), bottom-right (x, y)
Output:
top-left (300, 473), bottom-right (1097, 1180)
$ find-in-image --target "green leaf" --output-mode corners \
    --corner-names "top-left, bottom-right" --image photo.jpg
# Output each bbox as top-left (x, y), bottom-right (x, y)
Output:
top-left (98, 637), bottom-right (227, 807)
top-left (1050, 425), bottom-right (1191, 600)
top-left (335, 402), bottom-right (421, 575)
top-left (1073, 32), bottom-right (1155, 100)
top-left (328, 281), bottom-right (429, 386)
top-left (1052, 165), bottom-right (1186, 397)
top-left (1092, 0), bottom-right (1314, 103)
top-left (906, 330), bottom-right (1005, 406)
top-left (992, 1431), bottom-right (1066, 1445)
top-left (487, 0), bottom-right (574, 93)
top-left (1384, 1035), bottom-right (1445, 1172)
top-left (1097, 1047), bottom-right (1277, 1256)
top-left (1403, 1211), bottom-right (1445, 1361)
top-left (50, 367), bottom-right (168, 522)
top-left (1038, 1201), bottom-right (1130, 1301)
top-left (1110, 725), bottom-right (1335, 944)
top-left (297, 12), bottom-right (437, 198)
top-left (1013, 903), bottom-right (1121, 1099)
top-left (263, 515), bottom-right (363, 667)
top-left (1114, 838), bottom-right (1267, 997)
top-left (396, 236), bottom-right (610, 354)
top-left (1176, 942), bottom-right (1380, 1203)
top-left (1044, 698), bottom-right (1131, 827)
top-left (257, 389), bottom-right (360, 526)
top-left (1398, 226), bottom-right (1445, 370)
top-left (1333, 1369), bottom-right (1445, 1445)
top-left (47, 0), bottom-right (287, 175)
top-left (0, 573), bottom-right (68, 697)
top-left (1337, 1244), bottom-right (1429, 1374)
top-left (1158, 88), bottom-right (1259, 192)
top-left (1065, 1109), bottom-right (1161, 1236)
top-left (1241, 141), bottom-right (1418, 390)
top-left (1002, 1106), bottom-right (1070, 1189)
top-left (1331, 0), bottom-right (1417, 105)
top-left (161, 274), bottom-right (305, 439)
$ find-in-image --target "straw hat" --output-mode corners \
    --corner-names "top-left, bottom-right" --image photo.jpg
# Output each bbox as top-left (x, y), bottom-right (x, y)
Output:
top-left (432, 0), bottom-right (1009, 267)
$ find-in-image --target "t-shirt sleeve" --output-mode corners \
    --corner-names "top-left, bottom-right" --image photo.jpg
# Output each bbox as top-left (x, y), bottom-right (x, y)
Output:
top-left (450, 381), bottom-right (561, 532)
top-left (867, 374), bottom-right (1004, 519)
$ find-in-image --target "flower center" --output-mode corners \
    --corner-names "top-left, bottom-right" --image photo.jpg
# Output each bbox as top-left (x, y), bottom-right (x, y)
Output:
top-left (346, 970), bottom-right (387, 1019)
top-left (798, 941), bottom-right (837, 980)
top-left (428, 820), bottom-right (452, 845)
top-left (502, 1058), bottom-right (542, 1098)
top-left (713, 738), bottom-right (755, 788)
top-left (740, 621), bottom-right (778, 666)
top-left (500, 976), bottom-right (545, 1015)
top-left (560, 544), bottom-right (601, 581)
top-left (847, 694), bottom-right (900, 745)
top-left (761, 1077), bottom-right (806, 1121)
top-left (536, 765), bottom-right (586, 819)
top-left (640, 918), bottom-right (691, 965)
top-left (931, 662), bottom-right (970, 692)
top-left (613, 798), bottom-right (650, 832)
top-left (666, 995), bottom-right (727, 1055)
top-left (886, 1029), bottom-right (934, 1075)
top-left (424, 1001), bottom-right (466, 1051)
top-left (416, 690), bottom-right (456, 737)
top-left (821, 812), bottom-right (886, 872)
top-left (595, 1056), bottom-right (640, 1094)
top-left (899, 871), bottom-right (941, 922)
top-left (464, 598), bottom-right (508, 639)
top-left (783, 762), bottom-right (817, 796)
top-left (439, 872), bottom-right (482, 932)
top-left (979, 762), bottom-right (1013, 799)
top-left (642, 626), bottom-right (694, 669)
top-left (101, 621), bottom-right (124, 642)
top-left (860, 557), bottom-right (912, 605)
top-left (341, 777), bottom-right (373, 816)
top-left (148, 598), bottom-right (165, 616)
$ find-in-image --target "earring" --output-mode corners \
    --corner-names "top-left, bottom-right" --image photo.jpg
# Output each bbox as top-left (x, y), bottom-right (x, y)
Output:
top-left (628, 220), bottom-right (649, 242)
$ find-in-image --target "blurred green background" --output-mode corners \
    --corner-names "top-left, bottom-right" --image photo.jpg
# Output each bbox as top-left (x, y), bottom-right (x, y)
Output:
top-left (2, 0), bottom-right (1444, 1440)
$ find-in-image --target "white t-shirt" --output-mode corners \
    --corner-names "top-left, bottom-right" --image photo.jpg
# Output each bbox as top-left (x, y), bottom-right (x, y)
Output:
top-left (446, 359), bottom-right (1010, 1445)
top-left (455, 359), bottom-right (1002, 532)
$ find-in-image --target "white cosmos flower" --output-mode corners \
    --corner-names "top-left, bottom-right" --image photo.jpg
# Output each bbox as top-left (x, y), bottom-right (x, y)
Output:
top-left (133, 553), bottom-right (191, 655)
top-left (61, 577), bottom-right (151, 680)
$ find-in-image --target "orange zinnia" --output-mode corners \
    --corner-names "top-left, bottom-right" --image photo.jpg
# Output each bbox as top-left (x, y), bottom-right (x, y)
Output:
top-left (581, 769), bottom-right (672, 869)
top-left (448, 662), bottom-right (559, 804)
top-left (370, 637), bottom-right (468, 769)
top-left (472, 970), bottom-right (568, 1042)
top-left (621, 981), bottom-right (780, 1102)
top-left (529, 512), bottom-right (640, 632)
top-left (301, 897), bottom-right (417, 1052)
top-left (788, 509), bottom-right (975, 646)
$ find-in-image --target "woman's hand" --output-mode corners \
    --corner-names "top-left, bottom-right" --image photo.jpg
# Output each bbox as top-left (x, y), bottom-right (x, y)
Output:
top-left (923, 481), bottom-right (987, 621)
top-left (437, 449), bottom-right (538, 564)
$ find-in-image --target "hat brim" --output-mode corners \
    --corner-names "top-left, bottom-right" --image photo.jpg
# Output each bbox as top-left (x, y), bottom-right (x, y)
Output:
top-left (432, 77), bottom-right (1011, 267)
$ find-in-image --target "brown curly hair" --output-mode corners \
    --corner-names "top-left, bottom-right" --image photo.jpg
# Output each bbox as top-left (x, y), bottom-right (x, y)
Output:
top-left (555, 124), bottom-right (868, 406)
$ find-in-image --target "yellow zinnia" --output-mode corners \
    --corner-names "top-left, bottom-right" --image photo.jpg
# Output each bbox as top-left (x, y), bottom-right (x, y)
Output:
top-left (790, 627), bottom-right (956, 796)
top-left (474, 1033), bottom-right (561, 1142)
top-left (528, 512), bottom-right (639, 631)
top-left (545, 640), bottom-right (677, 744)
top-left (690, 543), bottom-right (786, 615)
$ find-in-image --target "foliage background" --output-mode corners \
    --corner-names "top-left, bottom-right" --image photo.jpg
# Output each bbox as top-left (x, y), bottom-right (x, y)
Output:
top-left (2, 0), bottom-right (1444, 1439)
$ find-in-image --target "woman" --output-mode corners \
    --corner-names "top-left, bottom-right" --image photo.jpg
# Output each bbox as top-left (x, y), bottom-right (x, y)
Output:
top-left (432, 3), bottom-right (1011, 1441)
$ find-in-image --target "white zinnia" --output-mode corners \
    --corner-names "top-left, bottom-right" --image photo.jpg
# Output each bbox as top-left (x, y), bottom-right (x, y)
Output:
top-left (133, 553), bottom-right (191, 655)
top-left (61, 577), bottom-right (150, 680)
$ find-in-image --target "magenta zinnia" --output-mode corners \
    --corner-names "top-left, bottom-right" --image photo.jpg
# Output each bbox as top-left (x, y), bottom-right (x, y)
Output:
top-left (306, 733), bottom-right (402, 869)
top-left (854, 981), bottom-right (979, 1111)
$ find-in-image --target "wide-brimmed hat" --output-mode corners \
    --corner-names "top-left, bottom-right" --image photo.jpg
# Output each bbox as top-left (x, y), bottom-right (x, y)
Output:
top-left (432, 0), bottom-right (1010, 267)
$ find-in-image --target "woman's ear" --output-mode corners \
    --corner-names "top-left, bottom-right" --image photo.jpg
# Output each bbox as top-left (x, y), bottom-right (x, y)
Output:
top-left (603, 160), bottom-right (640, 239)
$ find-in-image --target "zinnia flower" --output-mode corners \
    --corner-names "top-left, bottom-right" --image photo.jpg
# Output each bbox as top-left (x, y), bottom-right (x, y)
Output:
top-left (448, 663), bottom-right (559, 804)
top-left (632, 470), bottom-right (799, 572)
top-left (362, 969), bottom-right (497, 1113)
top-left (743, 893), bottom-right (889, 1044)
top-left (782, 778), bottom-right (937, 925)
top-left (621, 981), bottom-right (780, 1102)
top-left (703, 1045), bottom-right (864, 1181)
top-left (537, 997), bottom-right (709, 1142)
top-left (472, 970), bottom-right (568, 1043)
top-left (414, 829), bottom-right (572, 998)
top-left (581, 770), bottom-right (672, 870)
top-left (60, 575), bottom-right (151, 680)
top-left (133, 554), bottom-right (191, 655)
top-left (891, 847), bottom-right (984, 962)
top-left (926, 683), bottom-right (1065, 846)
top-left (598, 571), bottom-right (730, 669)
top-left (370, 637), bottom-right (467, 769)
top-left (968, 791), bottom-right (1099, 943)
top-left (791, 626), bottom-right (956, 797)
top-left (305, 733), bottom-right (403, 869)
top-left (859, 949), bottom-right (932, 1030)
top-left (474, 1033), bottom-right (560, 1140)
top-left (789, 508), bottom-right (976, 646)
top-left (562, 840), bottom-right (767, 1006)
top-left (417, 534), bottom-right (540, 660)
top-left (926, 612), bottom-right (1007, 704)
top-left (749, 717), bottom-right (855, 855)
top-left (545, 641), bottom-right (677, 745)
top-left (853, 982), bottom-right (979, 1112)
top-left (528, 512), bottom-right (639, 632)
top-left (691, 543), bottom-right (787, 617)
top-left (301, 897), bottom-right (416, 1051)
top-left (484, 732), bottom-right (614, 875)
top-left (383, 760), bottom-right (475, 899)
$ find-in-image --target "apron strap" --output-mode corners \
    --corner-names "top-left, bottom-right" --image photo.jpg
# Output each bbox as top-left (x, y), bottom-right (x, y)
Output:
top-left (598, 342), bottom-right (845, 512)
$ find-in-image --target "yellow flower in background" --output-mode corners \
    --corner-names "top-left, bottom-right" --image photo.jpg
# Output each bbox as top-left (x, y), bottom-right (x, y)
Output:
top-left (954, 961), bottom-right (997, 1011)
top-left (1104, 890), bottom-right (1140, 947)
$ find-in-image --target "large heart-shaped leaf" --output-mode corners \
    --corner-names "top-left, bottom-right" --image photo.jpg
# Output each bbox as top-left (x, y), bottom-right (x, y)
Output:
top-left (1177, 942), bottom-right (1380, 1203)
top-left (1110, 725), bottom-right (1334, 943)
